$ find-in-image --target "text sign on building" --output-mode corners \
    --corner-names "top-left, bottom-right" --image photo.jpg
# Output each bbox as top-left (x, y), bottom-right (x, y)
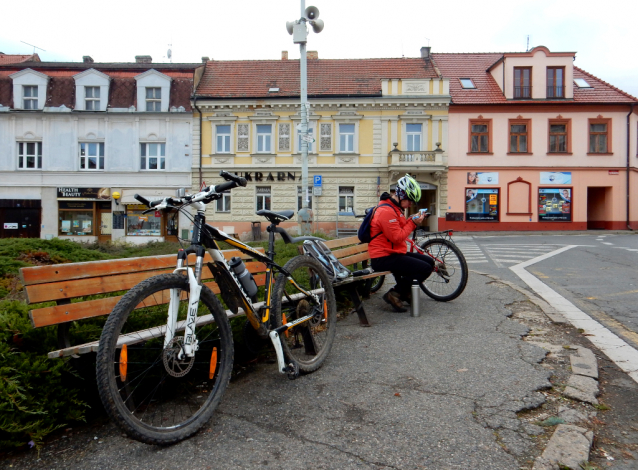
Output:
top-left (314, 175), bottom-right (322, 187)
top-left (57, 187), bottom-right (111, 200)
top-left (3, 223), bottom-right (18, 229)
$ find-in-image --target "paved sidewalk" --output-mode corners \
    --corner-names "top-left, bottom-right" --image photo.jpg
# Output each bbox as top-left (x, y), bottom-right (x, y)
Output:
top-left (1, 272), bottom-right (620, 469)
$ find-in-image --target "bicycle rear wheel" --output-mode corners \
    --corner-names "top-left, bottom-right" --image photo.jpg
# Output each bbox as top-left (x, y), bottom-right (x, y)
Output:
top-left (368, 275), bottom-right (385, 293)
top-left (418, 239), bottom-right (468, 301)
top-left (96, 273), bottom-right (233, 445)
top-left (272, 256), bottom-right (337, 373)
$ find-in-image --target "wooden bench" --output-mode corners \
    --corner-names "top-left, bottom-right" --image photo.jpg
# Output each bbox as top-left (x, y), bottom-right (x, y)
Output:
top-left (300, 236), bottom-right (391, 326)
top-left (20, 248), bottom-right (267, 359)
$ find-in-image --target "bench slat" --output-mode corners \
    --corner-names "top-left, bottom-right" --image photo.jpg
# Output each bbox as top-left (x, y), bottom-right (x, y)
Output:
top-left (29, 272), bottom-right (270, 328)
top-left (330, 244), bottom-right (368, 259)
top-left (339, 251), bottom-right (374, 267)
top-left (20, 249), bottom-right (264, 286)
top-left (322, 236), bottom-right (362, 250)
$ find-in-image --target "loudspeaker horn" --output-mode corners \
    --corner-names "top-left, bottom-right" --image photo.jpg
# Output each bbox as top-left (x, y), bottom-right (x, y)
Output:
top-left (286, 21), bottom-right (295, 35)
top-left (310, 19), bottom-right (324, 33)
top-left (304, 6), bottom-right (320, 20)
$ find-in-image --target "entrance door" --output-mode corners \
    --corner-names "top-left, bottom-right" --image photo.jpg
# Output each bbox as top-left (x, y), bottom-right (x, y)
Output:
top-left (416, 189), bottom-right (438, 232)
top-left (587, 187), bottom-right (612, 230)
top-left (166, 211), bottom-right (179, 243)
top-left (0, 207), bottom-right (41, 238)
top-left (98, 207), bottom-right (112, 243)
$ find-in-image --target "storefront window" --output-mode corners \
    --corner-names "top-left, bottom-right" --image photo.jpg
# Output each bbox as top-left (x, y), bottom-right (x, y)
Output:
top-left (465, 188), bottom-right (499, 222)
top-left (538, 188), bottom-right (571, 222)
top-left (256, 187), bottom-right (271, 211)
top-left (126, 205), bottom-right (162, 236)
top-left (59, 201), bottom-right (94, 235)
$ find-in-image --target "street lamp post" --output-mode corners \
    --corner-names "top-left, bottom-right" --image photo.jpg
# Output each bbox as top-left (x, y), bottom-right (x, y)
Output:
top-left (287, 2), bottom-right (324, 234)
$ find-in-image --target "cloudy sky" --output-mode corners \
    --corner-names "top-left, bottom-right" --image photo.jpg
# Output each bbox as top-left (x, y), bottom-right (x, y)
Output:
top-left (2, 0), bottom-right (637, 97)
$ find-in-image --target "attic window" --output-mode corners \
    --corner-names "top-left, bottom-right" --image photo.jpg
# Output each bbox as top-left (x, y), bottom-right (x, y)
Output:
top-left (459, 78), bottom-right (476, 89)
top-left (269, 87), bottom-right (280, 93)
top-left (574, 78), bottom-right (592, 88)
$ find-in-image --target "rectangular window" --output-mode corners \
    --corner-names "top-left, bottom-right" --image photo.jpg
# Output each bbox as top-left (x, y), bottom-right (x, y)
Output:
top-left (338, 186), bottom-right (354, 213)
top-left (339, 123), bottom-right (355, 152)
top-left (18, 142), bottom-right (42, 169)
top-left (216, 191), bottom-right (231, 212)
top-left (514, 67), bottom-right (532, 98)
top-left (145, 87), bottom-right (161, 112)
top-left (297, 127), bottom-right (314, 153)
top-left (509, 122), bottom-right (528, 153)
top-left (23, 85), bottom-right (38, 109)
top-left (459, 78), bottom-right (475, 89)
top-left (85, 86), bottom-right (100, 110)
top-left (469, 120), bottom-right (490, 153)
top-left (216, 125), bottom-right (231, 153)
top-left (406, 123), bottom-right (422, 151)
top-left (79, 142), bottom-right (105, 170)
top-left (465, 188), bottom-right (499, 222)
top-left (257, 124), bottom-right (272, 153)
top-left (549, 121), bottom-right (569, 153)
top-left (140, 143), bottom-right (166, 170)
top-left (589, 121), bottom-right (609, 153)
top-left (538, 188), bottom-right (571, 222)
top-left (256, 186), bottom-right (271, 211)
top-left (126, 206), bottom-right (162, 236)
top-left (297, 186), bottom-right (313, 211)
top-left (547, 67), bottom-right (564, 98)
top-left (58, 201), bottom-right (94, 236)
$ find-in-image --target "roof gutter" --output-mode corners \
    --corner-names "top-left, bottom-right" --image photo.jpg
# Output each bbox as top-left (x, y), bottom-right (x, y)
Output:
top-left (193, 94), bottom-right (203, 190)
top-left (627, 103), bottom-right (635, 230)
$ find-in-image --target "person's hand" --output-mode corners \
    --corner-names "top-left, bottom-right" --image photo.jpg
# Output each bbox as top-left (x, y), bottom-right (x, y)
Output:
top-left (412, 212), bottom-right (426, 224)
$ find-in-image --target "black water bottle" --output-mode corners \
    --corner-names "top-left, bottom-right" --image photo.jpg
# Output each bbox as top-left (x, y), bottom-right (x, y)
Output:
top-left (229, 257), bottom-right (258, 301)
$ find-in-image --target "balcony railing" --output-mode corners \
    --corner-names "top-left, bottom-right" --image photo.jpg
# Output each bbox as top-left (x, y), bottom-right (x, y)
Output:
top-left (389, 143), bottom-right (445, 166)
top-left (547, 86), bottom-right (564, 98)
top-left (513, 86), bottom-right (532, 99)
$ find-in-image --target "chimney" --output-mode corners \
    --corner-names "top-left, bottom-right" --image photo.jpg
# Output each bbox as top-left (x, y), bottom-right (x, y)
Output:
top-left (306, 50), bottom-right (318, 60)
top-left (135, 55), bottom-right (153, 64)
top-left (202, 56), bottom-right (210, 63)
top-left (420, 47), bottom-right (431, 60)
top-left (83, 56), bottom-right (94, 64)
top-left (281, 51), bottom-right (288, 60)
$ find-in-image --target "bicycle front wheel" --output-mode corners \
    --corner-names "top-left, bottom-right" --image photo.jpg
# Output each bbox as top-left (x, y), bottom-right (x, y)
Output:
top-left (96, 273), bottom-right (233, 445)
top-left (272, 256), bottom-right (337, 374)
top-left (418, 239), bottom-right (468, 301)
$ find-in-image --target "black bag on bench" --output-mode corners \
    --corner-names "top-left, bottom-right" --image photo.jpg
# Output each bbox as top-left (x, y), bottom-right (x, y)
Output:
top-left (303, 240), bottom-right (351, 283)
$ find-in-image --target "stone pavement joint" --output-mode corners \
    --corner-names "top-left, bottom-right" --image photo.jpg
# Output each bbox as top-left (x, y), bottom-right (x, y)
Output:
top-left (563, 374), bottom-right (600, 405)
top-left (532, 424), bottom-right (594, 470)
top-left (570, 347), bottom-right (599, 379)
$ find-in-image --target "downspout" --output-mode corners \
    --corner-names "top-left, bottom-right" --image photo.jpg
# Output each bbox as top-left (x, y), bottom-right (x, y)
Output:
top-left (193, 95), bottom-right (203, 190)
top-left (627, 103), bottom-right (635, 230)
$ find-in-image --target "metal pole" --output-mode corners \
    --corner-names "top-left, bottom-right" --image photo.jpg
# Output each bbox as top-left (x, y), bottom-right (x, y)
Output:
top-left (298, 0), bottom-right (310, 234)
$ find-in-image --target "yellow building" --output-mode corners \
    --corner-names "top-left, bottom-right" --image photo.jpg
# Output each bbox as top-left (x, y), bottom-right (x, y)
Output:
top-left (192, 48), bottom-right (450, 239)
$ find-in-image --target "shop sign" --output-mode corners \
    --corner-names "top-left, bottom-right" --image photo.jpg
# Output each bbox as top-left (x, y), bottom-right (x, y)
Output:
top-left (540, 172), bottom-right (571, 185)
top-left (3, 223), bottom-right (18, 229)
top-left (57, 187), bottom-right (111, 200)
top-left (466, 188), bottom-right (499, 222)
top-left (538, 188), bottom-right (571, 222)
top-left (59, 201), bottom-right (93, 210)
top-left (466, 172), bottom-right (499, 184)
top-left (608, 170), bottom-right (619, 175)
top-left (237, 172), bottom-right (297, 182)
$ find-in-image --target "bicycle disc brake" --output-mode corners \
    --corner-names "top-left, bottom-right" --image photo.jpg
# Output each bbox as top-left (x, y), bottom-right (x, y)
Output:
top-left (163, 336), bottom-right (195, 377)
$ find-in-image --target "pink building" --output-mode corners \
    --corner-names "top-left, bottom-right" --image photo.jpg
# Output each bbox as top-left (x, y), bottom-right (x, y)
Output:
top-left (433, 46), bottom-right (637, 231)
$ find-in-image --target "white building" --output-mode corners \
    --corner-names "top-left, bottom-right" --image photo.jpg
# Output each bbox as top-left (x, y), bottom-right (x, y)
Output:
top-left (0, 56), bottom-right (201, 242)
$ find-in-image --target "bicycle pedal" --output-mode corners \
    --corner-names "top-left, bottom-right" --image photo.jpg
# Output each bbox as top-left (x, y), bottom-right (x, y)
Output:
top-left (284, 363), bottom-right (299, 380)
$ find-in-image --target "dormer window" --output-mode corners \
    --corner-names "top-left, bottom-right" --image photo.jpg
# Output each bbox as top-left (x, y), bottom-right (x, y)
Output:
top-left (85, 86), bottom-right (100, 110)
top-left (146, 87), bottom-right (161, 111)
top-left (514, 67), bottom-right (532, 98)
top-left (459, 78), bottom-right (475, 89)
top-left (547, 67), bottom-right (564, 98)
top-left (23, 86), bottom-right (38, 109)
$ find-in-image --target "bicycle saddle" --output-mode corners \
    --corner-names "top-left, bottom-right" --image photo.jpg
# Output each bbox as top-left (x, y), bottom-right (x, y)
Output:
top-left (256, 209), bottom-right (294, 224)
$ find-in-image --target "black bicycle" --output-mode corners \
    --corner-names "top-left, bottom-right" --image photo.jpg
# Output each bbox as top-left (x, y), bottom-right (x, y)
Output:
top-left (96, 170), bottom-right (337, 445)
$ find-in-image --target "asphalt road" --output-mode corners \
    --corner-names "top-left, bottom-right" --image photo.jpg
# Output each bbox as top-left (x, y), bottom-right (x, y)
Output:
top-left (453, 232), bottom-right (638, 350)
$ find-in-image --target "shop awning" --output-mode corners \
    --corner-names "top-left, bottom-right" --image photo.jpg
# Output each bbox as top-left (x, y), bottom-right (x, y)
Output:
top-left (120, 190), bottom-right (176, 205)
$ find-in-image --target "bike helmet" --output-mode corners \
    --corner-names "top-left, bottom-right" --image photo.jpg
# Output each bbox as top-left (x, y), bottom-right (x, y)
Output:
top-left (396, 174), bottom-right (421, 203)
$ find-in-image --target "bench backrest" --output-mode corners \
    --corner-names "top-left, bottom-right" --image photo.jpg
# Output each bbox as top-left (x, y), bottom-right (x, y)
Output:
top-left (297, 236), bottom-right (371, 268)
top-left (20, 249), bottom-right (266, 328)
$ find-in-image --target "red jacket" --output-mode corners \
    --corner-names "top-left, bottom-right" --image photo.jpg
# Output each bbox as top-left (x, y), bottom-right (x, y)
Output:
top-left (368, 200), bottom-right (417, 258)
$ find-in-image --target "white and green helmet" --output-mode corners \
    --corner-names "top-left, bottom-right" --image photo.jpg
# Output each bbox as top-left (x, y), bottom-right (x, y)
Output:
top-left (396, 174), bottom-right (421, 203)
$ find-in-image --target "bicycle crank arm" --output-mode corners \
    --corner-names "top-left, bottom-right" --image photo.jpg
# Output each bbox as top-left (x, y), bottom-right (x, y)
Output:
top-left (268, 330), bottom-right (299, 379)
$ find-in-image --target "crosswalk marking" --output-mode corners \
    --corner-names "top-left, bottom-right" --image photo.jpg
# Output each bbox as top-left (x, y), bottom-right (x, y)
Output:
top-left (451, 240), bottom-right (567, 268)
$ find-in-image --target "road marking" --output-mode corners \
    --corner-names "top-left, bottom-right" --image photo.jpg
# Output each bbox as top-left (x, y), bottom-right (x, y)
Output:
top-left (510, 246), bottom-right (638, 384)
top-left (602, 242), bottom-right (614, 245)
top-left (613, 247), bottom-right (638, 252)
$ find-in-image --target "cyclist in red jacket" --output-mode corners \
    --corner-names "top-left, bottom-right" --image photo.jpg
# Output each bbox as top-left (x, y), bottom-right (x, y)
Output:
top-left (369, 174), bottom-right (434, 312)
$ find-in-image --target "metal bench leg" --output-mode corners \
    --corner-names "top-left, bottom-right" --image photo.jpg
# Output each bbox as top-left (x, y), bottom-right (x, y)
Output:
top-left (348, 286), bottom-right (370, 327)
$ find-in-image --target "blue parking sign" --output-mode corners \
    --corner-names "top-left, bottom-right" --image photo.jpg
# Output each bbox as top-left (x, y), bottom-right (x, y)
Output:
top-left (313, 175), bottom-right (322, 186)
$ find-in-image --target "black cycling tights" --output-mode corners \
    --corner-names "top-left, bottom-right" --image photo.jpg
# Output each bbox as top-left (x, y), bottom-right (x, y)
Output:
top-left (371, 252), bottom-right (434, 299)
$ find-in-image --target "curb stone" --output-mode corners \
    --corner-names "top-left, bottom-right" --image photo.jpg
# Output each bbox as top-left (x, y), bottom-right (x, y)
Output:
top-left (532, 424), bottom-right (594, 470)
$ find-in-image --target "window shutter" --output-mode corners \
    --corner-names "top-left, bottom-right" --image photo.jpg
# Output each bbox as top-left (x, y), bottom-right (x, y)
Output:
top-left (237, 123), bottom-right (249, 152)
top-left (278, 123), bottom-right (290, 152)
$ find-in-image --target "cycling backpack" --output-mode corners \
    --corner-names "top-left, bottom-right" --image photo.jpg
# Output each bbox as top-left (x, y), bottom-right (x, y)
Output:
top-left (303, 239), bottom-right (351, 283)
top-left (357, 203), bottom-right (392, 244)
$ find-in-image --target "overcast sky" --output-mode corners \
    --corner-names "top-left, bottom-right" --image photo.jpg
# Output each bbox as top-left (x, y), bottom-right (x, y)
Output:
top-left (2, 0), bottom-right (637, 97)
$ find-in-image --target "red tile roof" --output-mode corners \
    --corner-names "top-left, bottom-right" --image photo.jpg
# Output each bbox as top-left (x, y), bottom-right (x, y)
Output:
top-left (432, 53), bottom-right (637, 105)
top-left (0, 53), bottom-right (40, 65)
top-left (195, 58), bottom-right (439, 98)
